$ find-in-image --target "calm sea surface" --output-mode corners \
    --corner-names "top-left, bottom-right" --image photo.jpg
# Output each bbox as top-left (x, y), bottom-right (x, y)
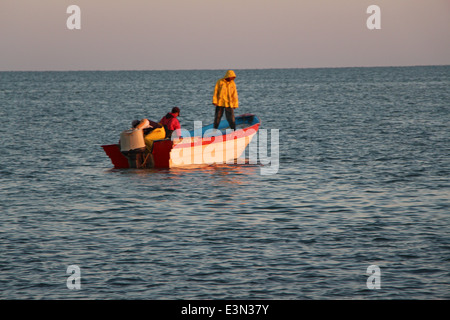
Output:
top-left (0, 67), bottom-right (449, 299)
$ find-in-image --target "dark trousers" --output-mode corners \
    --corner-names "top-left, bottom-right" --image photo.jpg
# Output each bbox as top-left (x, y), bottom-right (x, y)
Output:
top-left (214, 106), bottom-right (236, 130)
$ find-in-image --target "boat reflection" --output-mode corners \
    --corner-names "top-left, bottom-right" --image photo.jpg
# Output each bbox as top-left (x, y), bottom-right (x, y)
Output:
top-left (107, 159), bottom-right (260, 185)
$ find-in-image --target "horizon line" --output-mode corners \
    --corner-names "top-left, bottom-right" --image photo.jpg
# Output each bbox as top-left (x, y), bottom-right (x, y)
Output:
top-left (1, 63), bottom-right (449, 73)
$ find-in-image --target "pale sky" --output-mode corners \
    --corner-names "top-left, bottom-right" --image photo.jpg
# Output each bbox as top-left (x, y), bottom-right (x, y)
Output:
top-left (1, 0), bottom-right (449, 71)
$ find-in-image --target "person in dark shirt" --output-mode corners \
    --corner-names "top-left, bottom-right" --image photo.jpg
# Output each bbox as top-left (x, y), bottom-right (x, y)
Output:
top-left (159, 107), bottom-right (181, 139)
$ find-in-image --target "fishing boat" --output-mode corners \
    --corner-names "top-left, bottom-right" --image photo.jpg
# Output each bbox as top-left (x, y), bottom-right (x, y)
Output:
top-left (102, 114), bottom-right (260, 169)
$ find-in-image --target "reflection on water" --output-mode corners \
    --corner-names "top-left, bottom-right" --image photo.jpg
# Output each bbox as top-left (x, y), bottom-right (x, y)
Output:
top-left (109, 162), bottom-right (260, 185)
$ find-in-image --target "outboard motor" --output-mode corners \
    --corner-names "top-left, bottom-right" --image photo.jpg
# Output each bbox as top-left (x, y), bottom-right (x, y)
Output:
top-left (120, 129), bottom-right (149, 168)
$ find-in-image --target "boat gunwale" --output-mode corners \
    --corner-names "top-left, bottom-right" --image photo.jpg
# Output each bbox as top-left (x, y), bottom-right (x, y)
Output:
top-left (172, 114), bottom-right (261, 149)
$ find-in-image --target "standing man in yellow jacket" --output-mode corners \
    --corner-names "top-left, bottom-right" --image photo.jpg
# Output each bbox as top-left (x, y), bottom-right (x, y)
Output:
top-left (212, 70), bottom-right (238, 130)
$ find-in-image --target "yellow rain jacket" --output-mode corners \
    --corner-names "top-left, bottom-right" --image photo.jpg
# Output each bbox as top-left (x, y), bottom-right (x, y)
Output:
top-left (212, 70), bottom-right (239, 109)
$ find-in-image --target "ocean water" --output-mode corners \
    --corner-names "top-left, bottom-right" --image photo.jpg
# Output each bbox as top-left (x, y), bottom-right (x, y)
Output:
top-left (0, 66), bottom-right (449, 300)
